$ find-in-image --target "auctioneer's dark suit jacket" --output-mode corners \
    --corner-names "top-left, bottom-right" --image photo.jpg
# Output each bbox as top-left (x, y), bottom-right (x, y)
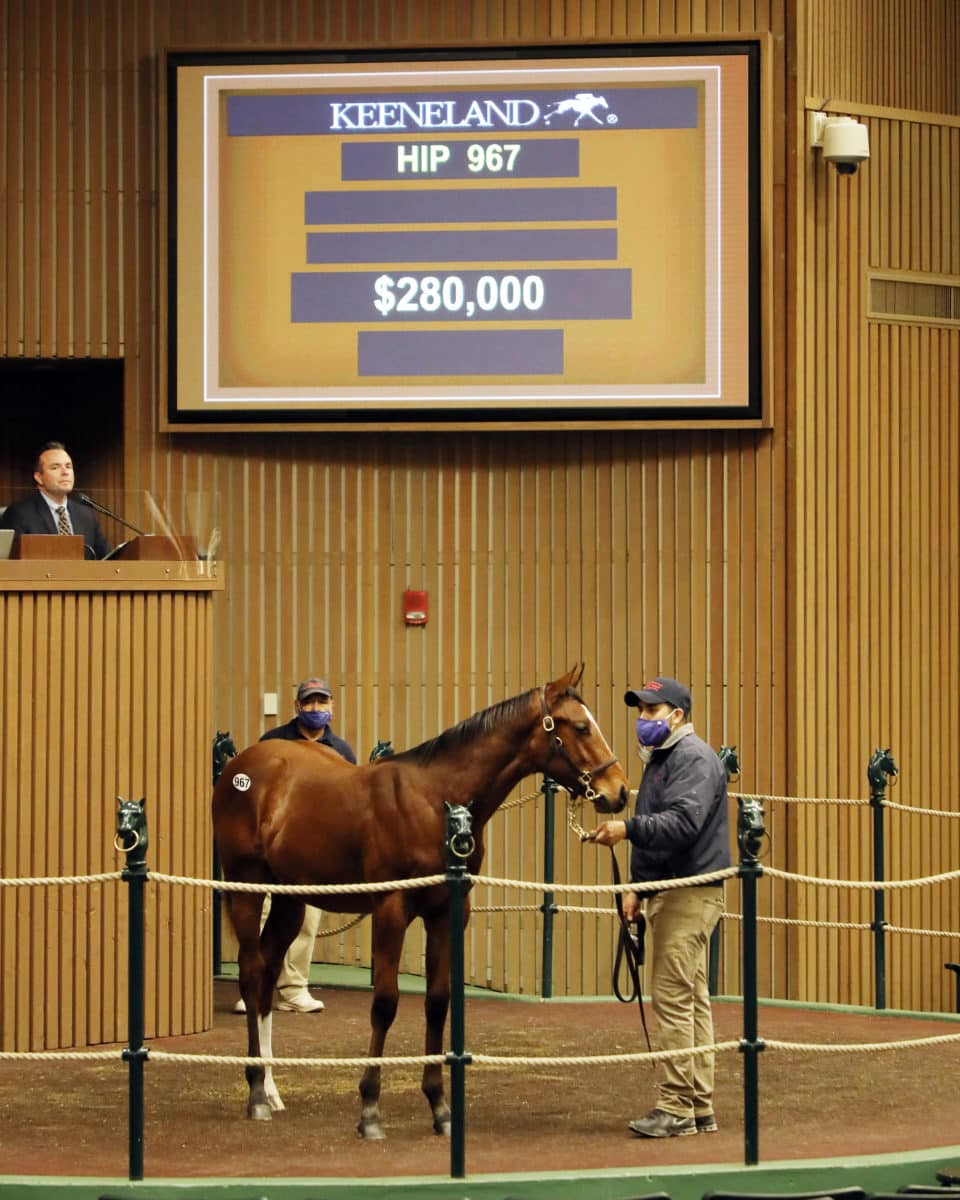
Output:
top-left (0, 490), bottom-right (111, 559)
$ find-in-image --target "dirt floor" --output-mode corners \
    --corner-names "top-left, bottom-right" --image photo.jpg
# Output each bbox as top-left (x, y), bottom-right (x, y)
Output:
top-left (1, 980), bottom-right (959, 1179)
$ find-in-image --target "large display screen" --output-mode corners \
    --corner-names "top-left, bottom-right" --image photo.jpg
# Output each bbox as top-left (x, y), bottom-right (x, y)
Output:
top-left (162, 43), bottom-right (764, 430)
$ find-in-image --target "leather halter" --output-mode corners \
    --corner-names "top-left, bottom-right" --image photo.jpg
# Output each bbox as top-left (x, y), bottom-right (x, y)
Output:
top-left (539, 685), bottom-right (619, 802)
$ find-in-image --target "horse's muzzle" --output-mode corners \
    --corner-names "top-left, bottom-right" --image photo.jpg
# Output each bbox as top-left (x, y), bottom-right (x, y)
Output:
top-left (595, 784), bottom-right (629, 814)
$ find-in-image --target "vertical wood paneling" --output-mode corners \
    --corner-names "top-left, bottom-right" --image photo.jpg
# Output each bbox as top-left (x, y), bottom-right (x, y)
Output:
top-left (0, 574), bottom-right (218, 1050)
top-left (794, 0), bottom-right (960, 1009)
top-left (805, 0), bottom-right (960, 116)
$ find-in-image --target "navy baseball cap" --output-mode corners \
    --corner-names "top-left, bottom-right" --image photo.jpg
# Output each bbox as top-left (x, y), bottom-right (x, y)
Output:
top-left (624, 677), bottom-right (692, 714)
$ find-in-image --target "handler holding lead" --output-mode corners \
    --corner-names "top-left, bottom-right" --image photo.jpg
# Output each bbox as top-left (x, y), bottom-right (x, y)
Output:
top-left (588, 676), bottom-right (730, 1139)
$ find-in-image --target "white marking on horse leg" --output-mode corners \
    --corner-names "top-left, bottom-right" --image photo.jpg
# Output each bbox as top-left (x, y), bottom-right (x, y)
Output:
top-left (259, 1012), bottom-right (286, 1112)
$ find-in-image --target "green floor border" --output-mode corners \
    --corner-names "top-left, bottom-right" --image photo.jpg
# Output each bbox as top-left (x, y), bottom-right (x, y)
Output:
top-left (4, 1144), bottom-right (960, 1200)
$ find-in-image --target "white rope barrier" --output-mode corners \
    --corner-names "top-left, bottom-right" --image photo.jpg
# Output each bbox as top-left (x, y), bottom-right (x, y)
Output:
top-left (0, 1049), bottom-right (122, 1062)
top-left (149, 1050), bottom-right (446, 1068)
top-left (148, 872), bottom-right (447, 894)
top-left (144, 868), bottom-right (739, 895)
top-left (0, 871), bottom-right (123, 887)
top-left (764, 1031), bottom-right (960, 1053)
top-left (881, 800), bottom-right (960, 819)
top-left (4, 862), bottom-right (957, 910)
top-left (764, 865), bottom-right (960, 889)
top-left (732, 791), bottom-right (866, 806)
top-left (7, 1029), bottom-right (960, 1068)
top-left (719, 912), bottom-right (873, 931)
top-left (885, 923), bottom-right (960, 939)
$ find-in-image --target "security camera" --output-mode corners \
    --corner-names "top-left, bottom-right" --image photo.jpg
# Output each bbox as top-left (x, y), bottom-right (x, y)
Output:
top-left (809, 112), bottom-right (870, 175)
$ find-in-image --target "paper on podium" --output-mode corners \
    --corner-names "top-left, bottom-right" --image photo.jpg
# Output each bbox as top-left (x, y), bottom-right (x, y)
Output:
top-left (105, 535), bottom-right (199, 562)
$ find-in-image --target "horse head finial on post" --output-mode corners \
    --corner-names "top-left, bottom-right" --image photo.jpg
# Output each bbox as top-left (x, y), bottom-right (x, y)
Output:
top-left (719, 744), bottom-right (740, 782)
top-left (212, 731), bottom-right (238, 785)
top-left (369, 739), bottom-right (395, 762)
top-left (115, 797), bottom-right (148, 861)
top-left (445, 804), bottom-right (475, 861)
top-left (867, 747), bottom-right (898, 800)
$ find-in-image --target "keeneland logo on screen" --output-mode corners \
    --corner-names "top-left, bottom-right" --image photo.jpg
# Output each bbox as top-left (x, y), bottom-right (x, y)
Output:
top-left (328, 92), bottom-right (618, 132)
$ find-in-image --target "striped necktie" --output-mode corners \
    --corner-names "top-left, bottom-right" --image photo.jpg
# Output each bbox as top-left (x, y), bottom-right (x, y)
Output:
top-left (55, 505), bottom-right (71, 535)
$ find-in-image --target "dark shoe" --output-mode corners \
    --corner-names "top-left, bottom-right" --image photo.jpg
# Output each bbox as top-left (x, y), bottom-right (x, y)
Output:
top-left (629, 1108), bottom-right (696, 1138)
top-left (695, 1113), bottom-right (718, 1133)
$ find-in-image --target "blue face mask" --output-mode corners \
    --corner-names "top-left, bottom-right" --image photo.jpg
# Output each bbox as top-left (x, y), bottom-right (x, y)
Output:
top-left (636, 716), bottom-right (672, 747)
top-left (299, 708), bottom-right (332, 731)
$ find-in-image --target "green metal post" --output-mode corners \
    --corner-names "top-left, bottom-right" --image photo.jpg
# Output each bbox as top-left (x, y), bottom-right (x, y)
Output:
top-left (737, 793), bottom-right (765, 1167)
top-left (118, 799), bottom-right (149, 1182)
top-left (867, 748), bottom-right (898, 1010)
top-left (540, 775), bottom-right (559, 999)
top-left (445, 803), bottom-right (474, 1180)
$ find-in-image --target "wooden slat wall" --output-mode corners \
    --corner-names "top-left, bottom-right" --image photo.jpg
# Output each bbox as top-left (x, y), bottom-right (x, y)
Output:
top-left (792, 1), bottom-right (960, 1009)
top-left (2, 0), bottom-right (957, 1013)
top-left (0, 574), bottom-right (216, 1050)
top-left (804, 0), bottom-right (960, 116)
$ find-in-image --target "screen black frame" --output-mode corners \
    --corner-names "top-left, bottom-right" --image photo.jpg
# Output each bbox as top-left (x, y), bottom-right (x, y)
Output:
top-left (162, 40), bottom-right (765, 432)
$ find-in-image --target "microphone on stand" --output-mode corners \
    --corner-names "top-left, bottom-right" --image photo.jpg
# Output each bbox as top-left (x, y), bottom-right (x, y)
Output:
top-left (74, 492), bottom-right (147, 537)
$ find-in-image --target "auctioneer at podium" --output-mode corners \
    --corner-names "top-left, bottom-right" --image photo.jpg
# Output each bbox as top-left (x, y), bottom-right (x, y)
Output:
top-left (0, 441), bottom-right (112, 558)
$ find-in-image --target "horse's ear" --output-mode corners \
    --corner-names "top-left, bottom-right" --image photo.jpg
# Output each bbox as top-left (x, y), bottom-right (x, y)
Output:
top-left (572, 662), bottom-right (585, 688)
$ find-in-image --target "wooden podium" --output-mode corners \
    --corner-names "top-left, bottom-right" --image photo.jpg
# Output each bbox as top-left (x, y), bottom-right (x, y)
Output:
top-left (0, 558), bottom-right (224, 1051)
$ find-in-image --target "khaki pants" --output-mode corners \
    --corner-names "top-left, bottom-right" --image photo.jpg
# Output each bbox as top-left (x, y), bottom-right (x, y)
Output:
top-left (646, 885), bottom-right (724, 1118)
top-left (260, 896), bottom-right (322, 997)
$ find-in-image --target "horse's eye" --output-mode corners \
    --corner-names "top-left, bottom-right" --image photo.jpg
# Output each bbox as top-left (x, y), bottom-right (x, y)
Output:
top-left (575, 722), bottom-right (590, 735)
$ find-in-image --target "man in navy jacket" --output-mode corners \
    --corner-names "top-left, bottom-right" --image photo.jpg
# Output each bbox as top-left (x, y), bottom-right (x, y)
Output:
top-left (0, 442), bottom-right (111, 558)
top-left (589, 675), bottom-right (730, 1139)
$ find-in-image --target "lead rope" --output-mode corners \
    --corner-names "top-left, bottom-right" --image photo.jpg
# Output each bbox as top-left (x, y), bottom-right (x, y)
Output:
top-left (608, 848), bottom-right (653, 1054)
top-left (563, 793), bottom-right (652, 1055)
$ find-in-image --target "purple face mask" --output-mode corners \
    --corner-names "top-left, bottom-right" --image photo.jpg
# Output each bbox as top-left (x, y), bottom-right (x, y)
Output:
top-left (299, 708), bottom-right (332, 731)
top-left (636, 716), bottom-right (671, 747)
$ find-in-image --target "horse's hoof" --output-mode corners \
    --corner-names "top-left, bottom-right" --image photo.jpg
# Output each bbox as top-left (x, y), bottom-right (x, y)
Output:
top-left (248, 1103), bottom-right (273, 1121)
top-left (266, 1092), bottom-right (285, 1112)
top-left (433, 1117), bottom-right (451, 1137)
top-left (357, 1119), bottom-right (386, 1140)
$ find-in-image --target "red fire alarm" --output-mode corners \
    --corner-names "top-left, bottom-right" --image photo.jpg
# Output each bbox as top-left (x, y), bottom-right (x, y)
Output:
top-left (403, 589), bottom-right (428, 625)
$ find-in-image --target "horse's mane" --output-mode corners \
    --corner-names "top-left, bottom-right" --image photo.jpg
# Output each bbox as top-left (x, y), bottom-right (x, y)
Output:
top-left (390, 685), bottom-right (582, 766)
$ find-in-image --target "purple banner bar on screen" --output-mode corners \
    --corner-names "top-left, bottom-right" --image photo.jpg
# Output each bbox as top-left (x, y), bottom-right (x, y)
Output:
top-left (341, 139), bottom-right (580, 179)
top-left (305, 187), bottom-right (614, 224)
top-left (357, 330), bottom-right (563, 376)
top-left (290, 269), bottom-right (632, 322)
top-left (226, 87), bottom-right (699, 136)
top-left (306, 228), bottom-right (616, 264)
